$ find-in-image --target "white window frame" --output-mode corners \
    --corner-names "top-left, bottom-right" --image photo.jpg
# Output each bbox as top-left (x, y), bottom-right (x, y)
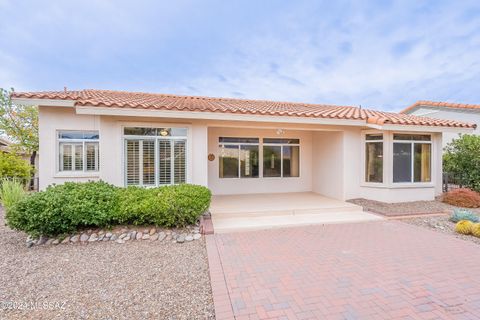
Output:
top-left (123, 126), bottom-right (188, 187)
top-left (364, 134), bottom-right (384, 184)
top-left (361, 131), bottom-right (435, 188)
top-left (392, 134), bottom-right (432, 184)
top-left (262, 139), bottom-right (300, 178)
top-left (218, 138), bottom-right (260, 179)
top-left (57, 131), bottom-right (99, 173)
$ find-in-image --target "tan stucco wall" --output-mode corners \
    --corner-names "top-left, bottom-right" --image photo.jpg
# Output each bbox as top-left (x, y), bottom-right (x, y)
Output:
top-left (38, 106), bottom-right (444, 202)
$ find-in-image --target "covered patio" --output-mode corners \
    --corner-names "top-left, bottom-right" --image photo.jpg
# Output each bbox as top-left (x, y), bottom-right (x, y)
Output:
top-left (210, 192), bottom-right (382, 233)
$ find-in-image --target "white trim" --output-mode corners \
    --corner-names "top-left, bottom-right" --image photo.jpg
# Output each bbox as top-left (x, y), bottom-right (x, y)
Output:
top-left (75, 106), bottom-right (367, 126)
top-left (368, 123), bottom-right (474, 133)
top-left (12, 98), bottom-right (75, 107)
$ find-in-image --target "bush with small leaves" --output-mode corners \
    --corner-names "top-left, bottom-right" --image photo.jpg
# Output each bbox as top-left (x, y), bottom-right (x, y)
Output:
top-left (450, 208), bottom-right (480, 223)
top-left (455, 220), bottom-right (474, 235)
top-left (442, 188), bottom-right (480, 208)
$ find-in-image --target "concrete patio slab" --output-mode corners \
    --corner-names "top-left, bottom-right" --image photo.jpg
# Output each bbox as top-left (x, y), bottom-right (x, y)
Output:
top-left (210, 192), bottom-right (382, 233)
top-left (206, 221), bottom-right (480, 319)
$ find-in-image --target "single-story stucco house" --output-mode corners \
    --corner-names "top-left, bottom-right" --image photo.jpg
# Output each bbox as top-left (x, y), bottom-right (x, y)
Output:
top-left (11, 90), bottom-right (476, 214)
top-left (401, 101), bottom-right (480, 148)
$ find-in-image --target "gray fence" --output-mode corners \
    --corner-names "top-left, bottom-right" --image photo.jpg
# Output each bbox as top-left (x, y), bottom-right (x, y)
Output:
top-left (442, 172), bottom-right (468, 193)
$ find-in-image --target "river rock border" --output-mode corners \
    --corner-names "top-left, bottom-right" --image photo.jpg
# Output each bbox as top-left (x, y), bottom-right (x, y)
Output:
top-left (26, 226), bottom-right (202, 248)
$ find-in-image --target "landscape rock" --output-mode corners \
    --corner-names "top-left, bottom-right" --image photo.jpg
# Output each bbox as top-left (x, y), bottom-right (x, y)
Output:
top-left (26, 240), bottom-right (34, 248)
top-left (70, 235), bottom-right (79, 243)
top-left (124, 236), bottom-right (131, 241)
top-left (98, 234), bottom-right (105, 241)
top-left (105, 232), bottom-right (113, 238)
top-left (150, 233), bottom-right (159, 241)
top-left (177, 235), bottom-right (185, 243)
top-left (185, 235), bottom-right (194, 242)
top-left (46, 239), bottom-right (54, 245)
top-left (193, 234), bottom-right (201, 240)
top-left (130, 231), bottom-right (137, 240)
top-left (136, 232), bottom-right (143, 240)
top-left (110, 234), bottom-right (118, 241)
top-left (61, 237), bottom-right (70, 244)
top-left (80, 233), bottom-right (89, 242)
top-left (158, 232), bottom-right (166, 241)
top-left (37, 235), bottom-right (48, 245)
top-left (88, 233), bottom-right (98, 242)
top-left (119, 233), bottom-right (127, 239)
top-left (52, 239), bottom-right (60, 245)
top-left (149, 228), bottom-right (156, 235)
top-left (142, 234), bottom-right (150, 240)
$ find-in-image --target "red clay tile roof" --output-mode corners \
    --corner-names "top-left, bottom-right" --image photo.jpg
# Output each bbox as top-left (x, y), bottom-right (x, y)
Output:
top-left (11, 89), bottom-right (476, 129)
top-left (401, 100), bottom-right (480, 114)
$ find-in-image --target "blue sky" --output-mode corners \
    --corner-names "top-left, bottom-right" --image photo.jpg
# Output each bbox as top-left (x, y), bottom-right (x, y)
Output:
top-left (1, 0), bottom-right (479, 111)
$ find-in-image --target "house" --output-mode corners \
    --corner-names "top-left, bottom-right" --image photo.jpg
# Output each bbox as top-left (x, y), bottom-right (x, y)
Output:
top-left (11, 90), bottom-right (475, 207)
top-left (401, 101), bottom-right (480, 148)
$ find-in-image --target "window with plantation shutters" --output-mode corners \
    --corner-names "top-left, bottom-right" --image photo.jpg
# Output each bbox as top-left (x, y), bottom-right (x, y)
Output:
top-left (58, 131), bottom-right (99, 172)
top-left (124, 127), bottom-right (187, 187)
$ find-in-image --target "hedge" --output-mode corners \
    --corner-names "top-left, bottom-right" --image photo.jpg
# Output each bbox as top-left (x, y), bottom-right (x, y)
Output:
top-left (6, 181), bottom-right (211, 237)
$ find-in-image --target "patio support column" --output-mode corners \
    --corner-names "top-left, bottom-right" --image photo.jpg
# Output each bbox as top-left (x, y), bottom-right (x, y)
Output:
top-left (191, 124), bottom-right (208, 186)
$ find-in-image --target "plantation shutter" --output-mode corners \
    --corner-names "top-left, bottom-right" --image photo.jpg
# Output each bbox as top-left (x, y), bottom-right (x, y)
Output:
top-left (159, 140), bottom-right (171, 185)
top-left (126, 140), bottom-right (140, 185)
top-left (142, 140), bottom-right (155, 186)
top-left (60, 143), bottom-right (73, 171)
top-left (85, 142), bottom-right (99, 171)
top-left (173, 140), bottom-right (186, 184)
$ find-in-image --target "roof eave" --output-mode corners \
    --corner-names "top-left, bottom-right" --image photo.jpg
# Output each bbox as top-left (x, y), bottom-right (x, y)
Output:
top-left (75, 105), bottom-right (368, 126)
top-left (367, 123), bottom-right (475, 133)
top-left (11, 97), bottom-right (75, 107)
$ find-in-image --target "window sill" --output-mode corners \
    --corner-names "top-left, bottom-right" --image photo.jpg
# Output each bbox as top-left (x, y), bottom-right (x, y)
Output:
top-left (54, 172), bottom-right (100, 179)
top-left (361, 182), bottom-right (435, 189)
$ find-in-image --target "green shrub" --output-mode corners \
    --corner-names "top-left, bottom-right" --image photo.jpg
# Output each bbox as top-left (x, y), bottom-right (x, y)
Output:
top-left (449, 208), bottom-right (479, 223)
top-left (7, 181), bottom-right (211, 237)
top-left (0, 152), bottom-right (32, 182)
top-left (117, 184), bottom-right (211, 227)
top-left (6, 181), bottom-right (119, 237)
top-left (0, 179), bottom-right (26, 211)
top-left (444, 134), bottom-right (480, 192)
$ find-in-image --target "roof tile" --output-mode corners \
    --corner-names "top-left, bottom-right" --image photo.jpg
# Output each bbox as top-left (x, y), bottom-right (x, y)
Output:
top-left (11, 89), bottom-right (476, 129)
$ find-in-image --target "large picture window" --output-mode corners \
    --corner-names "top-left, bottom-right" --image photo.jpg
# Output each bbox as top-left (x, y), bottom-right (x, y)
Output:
top-left (263, 138), bottom-right (299, 178)
top-left (124, 127), bottom-right (187, 186)
top-left (219, 137), bottom-right (259, 178)
top-left (58, 130), bottom-right (99, 172)
top-left (365, 134), bottom-right (383, 183)
top-left (393, 134), bottom-right (431, 183)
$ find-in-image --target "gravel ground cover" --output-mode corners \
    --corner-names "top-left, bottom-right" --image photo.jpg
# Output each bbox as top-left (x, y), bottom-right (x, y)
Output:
top-left (401, 215), bottom-right (480, 245)
top-left (348, 198), bottom-right (480, 216)
top-left (0, 209), bottom-right (215, 319)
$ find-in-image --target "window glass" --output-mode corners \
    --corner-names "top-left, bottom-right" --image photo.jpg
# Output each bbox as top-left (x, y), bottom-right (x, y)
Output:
top-left (60, 144), bottom-right (73, 171)
top-left (85, 143), bottom-right (99, 171)
top-left (263, 138), bottom-right (300, 144)
top-left (393, 134), bottom-right (431, 141)
top-left (173, 140), bottom-right (186, 183)
top-left (219, 145), bottom-right (239, 178)
top-left (124, 127), bottom-right (188, 137)
top-left (158, 140), bottom-right (171, 185)
top-left (282, 146), bottom-right (299, 177)
top-left (263, 145), bottom-right (282, 177)
top-left (142, 140), bottom-right (156, 186)
top-left (58, 131), bottom-right (99, 139)
top-left (219, 137), bottom-right (259, 143)
top-left (365, 142), bottom-right (383, 182)
top-left (365, 134), bottom-right (383, 141)
top-left (414, 143), bottom-right (431, 182)
top-left (240, 145), bottom-right (259, 178)
top-left (125, 140), bottom-right (140, 185)
top-left (393, 143), bottom-right (412, 182)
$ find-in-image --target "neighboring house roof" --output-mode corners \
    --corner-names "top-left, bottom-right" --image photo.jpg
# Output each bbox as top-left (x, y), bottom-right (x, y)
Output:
top-left (11, 89), bottom-right (476, 129)
top-left (401, 100), bottom-right (480, 114)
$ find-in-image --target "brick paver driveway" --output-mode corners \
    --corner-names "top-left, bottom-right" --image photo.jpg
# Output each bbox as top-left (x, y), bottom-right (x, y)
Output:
top-left (206, 221), bottom-right (480, 319)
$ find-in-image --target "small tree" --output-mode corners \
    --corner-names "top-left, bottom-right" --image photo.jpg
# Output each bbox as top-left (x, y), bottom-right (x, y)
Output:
top-left (444, 134), bottom-right (480, 192)
top-left (0, 152), bottom-right (32, 182)
top-left (0, 88), bottom-right (38, 186)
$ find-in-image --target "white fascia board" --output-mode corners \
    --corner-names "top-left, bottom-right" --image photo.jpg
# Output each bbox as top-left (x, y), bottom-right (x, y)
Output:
top-left (11, 98), bottom-right (75, 107)
top-left (368, 123), bottom-right (474, 133)
top-left (75, 106), bottom-right (367, 126)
